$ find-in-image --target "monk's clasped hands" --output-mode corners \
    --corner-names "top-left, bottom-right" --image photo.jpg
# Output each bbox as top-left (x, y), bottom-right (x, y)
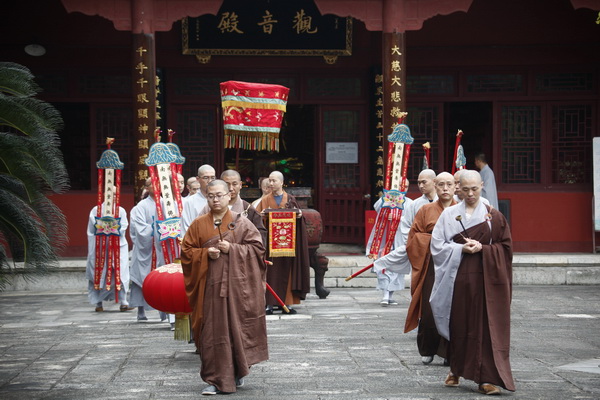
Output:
top-left (462, 238), bottom-right (482, 254)
top-left (217, 240), bottom-right (230, 254)
top-left (208, 247), bottom-right (220, 259)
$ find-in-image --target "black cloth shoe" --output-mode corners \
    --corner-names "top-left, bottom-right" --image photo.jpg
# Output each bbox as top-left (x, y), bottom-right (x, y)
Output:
top-left (265, 306), bottom-right (273, 315)
top-left (282, 307), bottom-right (297, 314)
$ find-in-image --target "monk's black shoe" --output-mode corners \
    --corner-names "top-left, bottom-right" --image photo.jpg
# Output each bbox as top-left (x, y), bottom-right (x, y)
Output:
top-left (265, 306), bottom-right (273, 315)
top-left (282, 307), bottom-right (297, 314)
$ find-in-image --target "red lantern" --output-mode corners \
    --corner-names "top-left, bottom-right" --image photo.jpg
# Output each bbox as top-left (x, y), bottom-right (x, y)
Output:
top-left (142, 262), bottom-right (192, 341)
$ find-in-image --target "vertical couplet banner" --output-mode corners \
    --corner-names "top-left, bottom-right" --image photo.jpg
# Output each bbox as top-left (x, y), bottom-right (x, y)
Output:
top-left (133, 34), bottom-right (157, 203)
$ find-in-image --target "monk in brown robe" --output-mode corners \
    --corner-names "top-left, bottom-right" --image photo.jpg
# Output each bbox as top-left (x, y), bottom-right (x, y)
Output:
top-left (430, 170), bottom-right (514, 395)
top-left (255, 171), bottom-right (310, 314)
top-left (181, 179), bottom-right (268, 395)
top-left (405, 172), bottom-right (457, 363)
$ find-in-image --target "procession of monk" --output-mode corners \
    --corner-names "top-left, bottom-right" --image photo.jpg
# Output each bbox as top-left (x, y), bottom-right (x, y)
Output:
top-left (87, 150), bottom-right (513, 396)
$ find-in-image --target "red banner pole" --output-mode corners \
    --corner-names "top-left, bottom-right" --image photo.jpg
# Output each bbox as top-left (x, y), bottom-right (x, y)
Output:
top-left (345, 263), bottom-right (374, 282)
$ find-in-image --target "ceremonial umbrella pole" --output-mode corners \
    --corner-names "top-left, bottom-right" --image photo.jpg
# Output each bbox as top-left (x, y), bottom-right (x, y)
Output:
top-left (347, 113), bottom-right (414, 281)
top-left (451, 130), bottom-right (466, 174)
top-left (145, 129), bottom-right (180, 266)
top-left (93, 138), bottom-right (125, 302)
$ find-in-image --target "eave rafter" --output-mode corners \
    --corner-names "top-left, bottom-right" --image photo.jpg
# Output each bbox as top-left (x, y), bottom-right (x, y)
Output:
top-left (61, 0), bottom-right (599, 34)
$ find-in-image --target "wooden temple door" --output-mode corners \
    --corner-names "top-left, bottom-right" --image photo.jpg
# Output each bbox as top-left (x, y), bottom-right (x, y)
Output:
top-left (316, 106), bottom-right (370, 244)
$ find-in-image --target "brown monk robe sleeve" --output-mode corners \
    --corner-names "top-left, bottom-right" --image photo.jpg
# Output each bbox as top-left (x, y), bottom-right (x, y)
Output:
top-left (244, 202), bottom-right (268, 247)
top-left (180, 214), bottom-right (211, 345)
top-left (482, 207), bottom-right (515, 391)
top-left (404, 205), bottom-right (433, 333)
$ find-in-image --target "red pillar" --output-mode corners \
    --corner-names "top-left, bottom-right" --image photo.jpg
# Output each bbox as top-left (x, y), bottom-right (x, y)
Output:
top-left (131, 0), bottom-right (157, 203)
top-left (381, 0), bottom-right (406, 186)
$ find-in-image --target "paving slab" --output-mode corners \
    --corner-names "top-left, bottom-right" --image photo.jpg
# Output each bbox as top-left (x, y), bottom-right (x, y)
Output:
top-left (0, 286), bottom-right (599, 399)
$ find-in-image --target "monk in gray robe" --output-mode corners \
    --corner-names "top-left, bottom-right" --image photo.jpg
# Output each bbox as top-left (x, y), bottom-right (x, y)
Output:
top-left (430, 170), bottom-right (514, 395)
top-left (181, 180), bottom-right (268, 395)
top-left (181, 164), bottom-right (215, 237)
top-left (474, 153), bottom-right (499, 209)
top-left (129, 179), bottom-right (166, 321)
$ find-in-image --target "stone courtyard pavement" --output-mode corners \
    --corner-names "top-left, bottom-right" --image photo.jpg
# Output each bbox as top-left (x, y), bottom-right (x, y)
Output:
top-left (0, 286), bottom-right (599, 400)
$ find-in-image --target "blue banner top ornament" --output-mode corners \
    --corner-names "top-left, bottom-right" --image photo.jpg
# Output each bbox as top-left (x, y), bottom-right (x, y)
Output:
top-left (96, 149), bottom-right (124, 170)
top-left (381, 189), bottom-right (407, 210)
top-left (388, 123), bottom-right (414, 144)
top-left (166, 142), bottom-right (186, 165)
top-left (145, 142), bottom-right (176, 166)
top-left (455, 145), bottom-right (467, 170)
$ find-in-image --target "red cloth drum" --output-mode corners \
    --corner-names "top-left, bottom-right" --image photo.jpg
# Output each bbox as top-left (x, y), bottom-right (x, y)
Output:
top-left (142, 263), bottom-right (192, 314)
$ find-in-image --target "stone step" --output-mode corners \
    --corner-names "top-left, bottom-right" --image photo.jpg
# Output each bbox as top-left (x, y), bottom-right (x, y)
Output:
top-left (3, 252), bottom-right (600, 292)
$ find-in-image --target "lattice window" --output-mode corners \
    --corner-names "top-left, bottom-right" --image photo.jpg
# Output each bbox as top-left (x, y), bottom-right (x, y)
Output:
top-left (307, 77), bottom-right (361, 98)
top-left (551, 104), bottom-right (592, 184)
top-left (501, 105), bottom-right (541, 184)
top-left (407, 75), bottom-right (455, 95)
top-left (406, 106), bottom-right (439, 182)
top-left (172, 76), bottom-right (226, 97)
top-left (466, 74), bottom-right (524, 93)
top-left (173, 108), bottom-right (217, 180)
top-left (95, 106), bottom-right (134, 186)
top-left (80, 75), bottom-right (131, 95)
top-left (323, 110), bottom-right (360, 188)
top-left (535, 72), bottom-right (594, 93)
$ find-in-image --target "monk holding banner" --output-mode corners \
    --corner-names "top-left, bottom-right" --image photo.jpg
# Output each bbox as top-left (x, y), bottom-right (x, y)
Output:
top-left (181, 179), bottom-right (268, 395)
top-left (255, 171), bottom-right (310, 315)
top-left (405, 172), bottom-right (457, 365)
top-left (430, 170), bottom-right (514, 395)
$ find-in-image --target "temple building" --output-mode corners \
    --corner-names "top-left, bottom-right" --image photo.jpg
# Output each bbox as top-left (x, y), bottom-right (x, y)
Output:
top-left (2, 0), bottom-right (599, 253)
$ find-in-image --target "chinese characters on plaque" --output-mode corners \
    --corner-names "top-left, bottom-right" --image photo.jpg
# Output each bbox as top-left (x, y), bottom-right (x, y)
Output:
top-left (182, 0), bottom-right (352, 57)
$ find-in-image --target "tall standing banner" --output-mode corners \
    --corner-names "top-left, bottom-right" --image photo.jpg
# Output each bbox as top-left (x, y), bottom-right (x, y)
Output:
top-left (166, 129), bottom-right (185, 219)
top-left (368, 113), bottom-right (414, 257)
top-left (93, 138), bottom-right (124, 302)
top-left (451, 130), bottom-right (466, 174)
top-left (145, 129), bottom-right (182, 265)
top-left (422, 142), bottom-right (431, 170)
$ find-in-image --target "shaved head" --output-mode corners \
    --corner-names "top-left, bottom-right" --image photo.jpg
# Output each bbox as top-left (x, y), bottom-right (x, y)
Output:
top-left (197, 164), bottom-right (215, 176)
top-left (434, 171), bottom-right (455, 203)
top-left (418, 169), bottom-right (436, 180)
top-left (269, 171), bottom-right (285, 196)
top-left (269, 170), bottom-right (284, 183)
top-left (459, 170), bottom-right (483, 207)
top-left (435, 171), bottom-right (454, 183)
top-left (221, 169), bottom-right (241, 181)
top-left (459, 170), bottom-right (482, 186)
top-left (207, 179), bottom-right (229, 193)
top-left (417, 169), bottom-right (436, 199)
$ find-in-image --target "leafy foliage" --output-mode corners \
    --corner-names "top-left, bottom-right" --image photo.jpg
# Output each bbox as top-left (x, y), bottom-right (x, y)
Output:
top-left (0, 62), bottom-right (70, 290)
